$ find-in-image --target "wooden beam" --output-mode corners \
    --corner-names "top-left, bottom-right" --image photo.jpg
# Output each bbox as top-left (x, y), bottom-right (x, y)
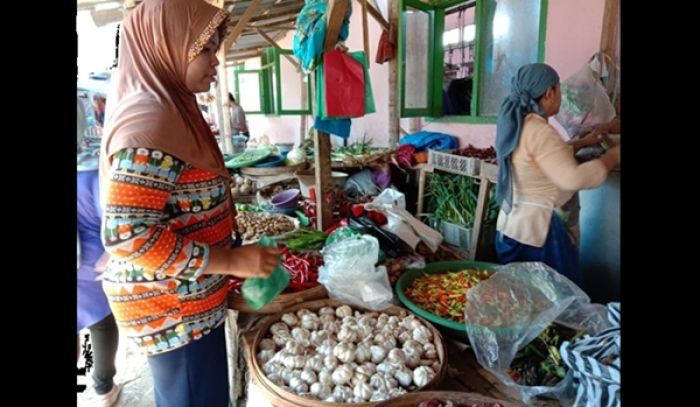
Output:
top-left (313, 0), bottom-right (350, 231)
top-left (355, 0), bottom-right (389, 31)
top-left (226, 52), bottom-right (263, 63)
top-left (314, 130), bottom-right (333, 231)
top-left (361, 0), bottom-right (370, 68)
top-left (254, 28), bottom-right (301, 70)
top-left (224, 0), bottom-right (262, 50)
top-left (249, 15), bottom-right (298, 28)
top-left (388, 0), bottom-right (399, 146)
top-left (233, 4), bottom-right (303, 24)
top-left (600, 0), bottom-right (619, 58)
top-left (324, 0), bottom-right (350, 50)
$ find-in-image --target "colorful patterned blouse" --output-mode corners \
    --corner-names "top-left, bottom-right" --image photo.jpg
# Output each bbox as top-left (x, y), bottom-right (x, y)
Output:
top-left (101, 147), bottom-right (234, 355)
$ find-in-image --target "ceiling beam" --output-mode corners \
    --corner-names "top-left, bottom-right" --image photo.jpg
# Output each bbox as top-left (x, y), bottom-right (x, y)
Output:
top-left (224, 0), bottom-right (263, 50)
top-left (255, 28), bottom-right (300, 70)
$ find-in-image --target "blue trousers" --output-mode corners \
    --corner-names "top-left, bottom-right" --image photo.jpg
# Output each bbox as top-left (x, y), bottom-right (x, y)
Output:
top-left (495, 214), bottom-right (581, 286)
top-left (147, 324), bottom-right (230, 407)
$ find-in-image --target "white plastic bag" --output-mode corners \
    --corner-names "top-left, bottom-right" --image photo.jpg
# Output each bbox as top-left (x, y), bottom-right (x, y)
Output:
top-left (555, 55), bottom-right (616, 139)
top-left (318, 235), bottom-right (393, 310)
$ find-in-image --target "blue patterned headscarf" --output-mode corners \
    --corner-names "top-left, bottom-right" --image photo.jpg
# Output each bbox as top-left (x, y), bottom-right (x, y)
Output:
top-left (495, 63), bottom-right (560, 213)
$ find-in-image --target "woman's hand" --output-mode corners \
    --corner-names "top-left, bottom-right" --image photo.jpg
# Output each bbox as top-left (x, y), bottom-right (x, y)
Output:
top-left (599, 145), bottom-right (620, 171)
top-left (207, 244), bottom-right (279, 278)
top-left (227, 245), bottom-right (279, 278)
top-left (572, 129), bottom-right (605, 152)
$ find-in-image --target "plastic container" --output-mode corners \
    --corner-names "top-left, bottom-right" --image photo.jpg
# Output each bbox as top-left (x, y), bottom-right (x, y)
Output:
top-left (395, 260), bottom-right (498, 334)
top-left (241, 236), bottom-right (289, 310)
top-left (270, 188), bottom-right (300, 210)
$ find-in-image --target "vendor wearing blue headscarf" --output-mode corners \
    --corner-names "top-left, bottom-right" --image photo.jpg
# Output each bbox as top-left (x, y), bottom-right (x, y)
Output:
top-left (493, 63), bottom-right (620, 286)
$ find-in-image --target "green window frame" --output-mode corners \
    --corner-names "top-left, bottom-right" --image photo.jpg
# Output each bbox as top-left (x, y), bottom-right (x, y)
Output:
top-left (399, 0), bottom-right (549, 123)
top-left (233, 67), bottom-right (266, 114)
top-left (258, 47), bottom-right (312, 116)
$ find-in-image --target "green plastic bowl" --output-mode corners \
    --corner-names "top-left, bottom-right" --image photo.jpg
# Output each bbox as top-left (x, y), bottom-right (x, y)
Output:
top-left (395, 260), bottom-right (499, 333)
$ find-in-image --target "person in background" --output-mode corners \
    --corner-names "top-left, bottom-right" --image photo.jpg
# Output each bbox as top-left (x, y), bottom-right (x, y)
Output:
top-left (92, 94), bottom-right (107, 127)
top-left (77, 96), bottom-right (121, 407)
top-left (98, 1), bottom-right (278, 405)
top-left (493, 63), bottom-right (620, 286)
top-left (228, 92), bottom-right (248, 136)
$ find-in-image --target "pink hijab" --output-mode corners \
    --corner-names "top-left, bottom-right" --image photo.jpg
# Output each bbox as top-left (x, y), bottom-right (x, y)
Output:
top-left (100, 0), bottom-right (230, 186)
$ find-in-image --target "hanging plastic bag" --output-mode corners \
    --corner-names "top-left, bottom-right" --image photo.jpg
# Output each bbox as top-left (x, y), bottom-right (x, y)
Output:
top-left (241, 236), bottom-right (289, 310)
top-left (324, 49), bottom-right (365, 117)
top-left (555, 55), bottom-right (616, 139)
top-left (464, 262), bottom-right (610, 405)
top-left (317, 235), bottom-right (393, 310)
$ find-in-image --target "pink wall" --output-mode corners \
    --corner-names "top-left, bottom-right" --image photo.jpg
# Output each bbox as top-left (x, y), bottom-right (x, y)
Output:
top-left (239, 0), bottom-right (607, 149)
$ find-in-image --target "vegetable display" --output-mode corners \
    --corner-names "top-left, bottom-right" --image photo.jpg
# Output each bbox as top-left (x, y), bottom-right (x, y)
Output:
top-left (404, 269), bottom-right (492, 322)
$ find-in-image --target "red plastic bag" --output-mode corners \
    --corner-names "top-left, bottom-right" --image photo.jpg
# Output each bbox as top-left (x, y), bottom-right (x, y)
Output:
top-left (324, 50), bottom-right (365, 117)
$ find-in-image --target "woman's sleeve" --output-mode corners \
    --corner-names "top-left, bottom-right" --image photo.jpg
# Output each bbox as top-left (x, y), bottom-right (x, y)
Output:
top-left (528, 126), bottom-right (608, 191)
top-left (101, 148), bottom-right (209, 281)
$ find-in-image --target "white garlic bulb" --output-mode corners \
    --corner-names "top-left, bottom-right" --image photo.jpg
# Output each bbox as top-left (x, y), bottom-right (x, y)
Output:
top-left (402, 339), bottom-right (424, 359)
top-left (397, 331), bottom-right (412, 345)
top-left (412, 366), bottom-right (435, 387)
top-left (309, 329), bottom-right (329, 346)
top-left (376, 362), bottom-right (396, 377)
top-left (301, 313), bottom-right (320, 331)
top-left (354, 343), bottom-right (371, 363)
top-left (380, 336), bottom-right (398, 351)
top-left (310, 382), bottom-right (331, 400)
top-left (423, 342), bottom-right (438, 359)
top-left (357, 363), bottom-right (376, 377)
top-left (300, 368), bottom-right (317, 384)
top-left (289, 376), bottom-right (308, 394)
top-left (377, 314), bottom-right (389, 325)
top-left (335, 305), bottom-right (352, 318)
top-left (284, 341), bottom-right (305, 355)
top-left (337, 326), bottom-right (359, 343)
top-left (405, 356), bottom-right (421, 369)
top-left (353, 382), bottom-right (373, 401)
top-left (370, 390), bottom-right (389, 402)
top-left (296, 308), bottom-right (312, 319)
top-left (351, 372), bottom-right (369, 386)
top-left (319, 314), bottom-right (335, 325)
top-left (386, 348), bottom-right (406, 365)
top-left (370, 345), bottom-right (387, 363)
top-left (319, 306), bottom-right (335, 317)
top-left (318, 369), bottom-right (333, 386)
top-left (259, 338), bottom-right (276, 351)
top-left (272, 332), bottom-right (292, 347)
top-left (282, 354), bottom-right (297, 369)
top-left (262, 361), bottom-right (282, 375)
top-left (333, 342), bottom-right (356, 364)
top-left (257, 349), bottom-right (275, 365)
top-left (270, 322), bottom-right (290, 336)
top-left (281, 313), bottom-right (298, 327)
top-left (332, 385), bottom-right (353, 402)
top-left (292, 355), bottom-right (307, 369)
top-left (413, 326), bottom-right (433, 344)
top-left (291, 327), bottom-right (311, 344)
top-left (369, 373), bottom-right (388, 392)
top-left (394, 367), bottom-right (413, 388)
top-left (304, 354), bottom-right (324, 372)
top-left (331, 364), bottom-right (354, 385)
top-left (323, 355), bottom-right (339, 370)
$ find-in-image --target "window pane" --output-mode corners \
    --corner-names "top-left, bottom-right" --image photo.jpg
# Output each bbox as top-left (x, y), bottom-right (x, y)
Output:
top-left (279, 56), bottom-right (308, 111)
top-left (238, 72), bottom-right (262, 112)
top-left (479, 0), bottom-right (541, 116)
top-left (404, 8), bottom-right (431, 109)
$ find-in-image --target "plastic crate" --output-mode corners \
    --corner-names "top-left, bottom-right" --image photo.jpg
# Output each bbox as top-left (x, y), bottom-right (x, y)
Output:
top-left (440, 220), bottom-right (472, 249)
top-left (428, 149), bottom-right (480, 176)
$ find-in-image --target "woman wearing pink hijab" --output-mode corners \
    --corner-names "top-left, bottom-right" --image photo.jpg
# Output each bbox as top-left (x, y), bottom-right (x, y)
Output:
top-left (98, 1), bottom-right (278, 405)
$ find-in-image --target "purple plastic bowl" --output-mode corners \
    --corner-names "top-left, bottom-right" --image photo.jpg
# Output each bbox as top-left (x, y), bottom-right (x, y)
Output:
top-left (271, 188), bottom-right (300, 209)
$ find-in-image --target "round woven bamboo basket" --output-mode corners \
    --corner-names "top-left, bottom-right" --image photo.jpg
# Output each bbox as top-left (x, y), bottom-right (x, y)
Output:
top-left (240, 161), bottom-right (308, 176)
top-left (242, 299), bottom-right (449, 407)
top-left (228, 285), bottom-right (328, 314)
top-left (373, 390), bottom-right (517, 407)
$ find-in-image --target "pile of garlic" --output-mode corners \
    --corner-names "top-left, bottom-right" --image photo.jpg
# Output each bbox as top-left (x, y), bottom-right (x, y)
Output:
top-left (257, 305), bottom-right (441, 403)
